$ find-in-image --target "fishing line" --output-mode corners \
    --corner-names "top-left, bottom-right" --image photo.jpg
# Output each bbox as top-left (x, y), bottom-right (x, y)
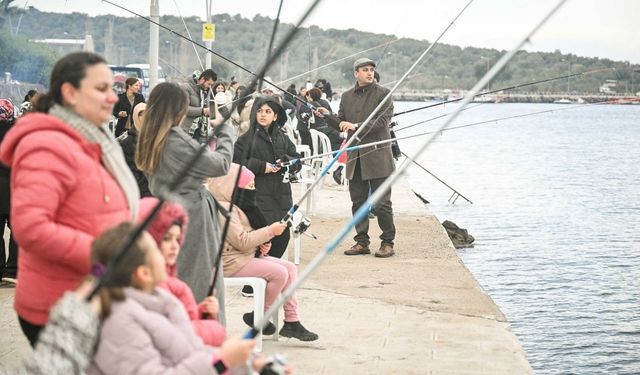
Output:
top-left (171, 0), bottom-right (204, 70)
top-left (276, 39), bottom-right (402, 86)
top-left (101, 0), bottom-right (315, 110)
top-left (392, 67), bottom-right (614, 118)
top-left (260, 0), bottom-right (284, 92)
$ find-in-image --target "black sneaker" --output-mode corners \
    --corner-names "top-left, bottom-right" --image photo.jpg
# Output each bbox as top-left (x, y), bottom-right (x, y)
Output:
top-left (279, 321), bottom-right (318, 342)
top-left (243, 312), bottom-right (276, 335)
top-left (241, 285), bottom-right (253, 297)
top-left (332, 167), bottom-right (343, 185)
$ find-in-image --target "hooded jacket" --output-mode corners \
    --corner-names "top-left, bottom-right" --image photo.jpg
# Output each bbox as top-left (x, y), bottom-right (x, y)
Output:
top-left (232, 96), bottom-right (299, 223)
top-left (138, 197), bottom-right (226, 347)
top-left (87, 287), bottom-right (218, 375)
top-left (208, 164), bottom-right (274, 276)
top-left (0, 113), bottom-right (131, 325)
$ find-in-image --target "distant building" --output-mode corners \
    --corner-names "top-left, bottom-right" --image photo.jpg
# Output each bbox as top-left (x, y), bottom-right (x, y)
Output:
top-left (599, 79), bottom-right (617, 94)
top-left (30, 35), bottom-right (95, 54)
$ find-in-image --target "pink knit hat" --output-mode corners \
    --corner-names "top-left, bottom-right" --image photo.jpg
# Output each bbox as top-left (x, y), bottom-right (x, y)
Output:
top-left (137, 197), bottom-right (189, 246)
top-left (237, 166), bottom-right (255, 189)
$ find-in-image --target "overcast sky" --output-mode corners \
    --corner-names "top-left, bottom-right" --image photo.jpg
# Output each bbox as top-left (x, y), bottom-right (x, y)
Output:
top-left (20, 0), bottom-right (640, 64)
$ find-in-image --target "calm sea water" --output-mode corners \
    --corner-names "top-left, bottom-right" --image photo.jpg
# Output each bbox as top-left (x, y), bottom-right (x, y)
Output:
top-left (395, 101), bottom-right (640, 374)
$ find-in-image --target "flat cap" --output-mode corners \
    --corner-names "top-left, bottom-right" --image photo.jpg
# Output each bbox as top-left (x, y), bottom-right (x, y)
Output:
top-left (353, 57), bottom-right (376, 71)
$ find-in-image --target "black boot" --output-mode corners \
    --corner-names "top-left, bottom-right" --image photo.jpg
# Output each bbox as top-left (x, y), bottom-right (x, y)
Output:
top-left (243, 312), bottom-right (276, 335)
top-left (279, 321), bottom-right (318, 342)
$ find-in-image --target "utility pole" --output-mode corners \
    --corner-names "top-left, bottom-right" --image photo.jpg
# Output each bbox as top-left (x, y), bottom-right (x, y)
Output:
top-left (205, 0), bottom-right (213, 69)
top-left (149, 0), bottom-right (159, 90)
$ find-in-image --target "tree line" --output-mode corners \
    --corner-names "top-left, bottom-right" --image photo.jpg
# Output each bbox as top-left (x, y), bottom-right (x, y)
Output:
top-left (1, 5), bottom-right (638, 94)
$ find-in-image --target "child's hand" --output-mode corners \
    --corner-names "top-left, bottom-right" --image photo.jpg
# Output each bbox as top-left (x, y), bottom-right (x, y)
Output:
top-left (258, 243), bottom-right (271, 257)
top-left (269, 222), bottom-right (287, 236)
top-left (219, 336), bottom-right (255, 368)
top-left (200, 296), bottom-right (219, 318)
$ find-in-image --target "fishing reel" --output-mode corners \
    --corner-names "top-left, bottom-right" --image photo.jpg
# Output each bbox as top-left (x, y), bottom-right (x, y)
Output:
top-left (388, 121), bottom-right (402, 160)
top-left (259, 353), bottom-right (288, 375)
top-left (281, 163), bottom-right (302, 184)
top-left (289, 213), bottom-right (317, 240)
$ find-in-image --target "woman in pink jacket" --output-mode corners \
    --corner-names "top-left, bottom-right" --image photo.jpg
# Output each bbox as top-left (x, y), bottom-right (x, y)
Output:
top-left (208, 163), bottom-right (318, 341)
top-left (138, 197), bottom-right (226, 346)
top-left (0, 52), bottom-right (139, 346)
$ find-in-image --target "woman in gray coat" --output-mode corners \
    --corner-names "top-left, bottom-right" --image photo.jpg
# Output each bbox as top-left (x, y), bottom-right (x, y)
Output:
top-left (136, 82), bottom-right (233, 323)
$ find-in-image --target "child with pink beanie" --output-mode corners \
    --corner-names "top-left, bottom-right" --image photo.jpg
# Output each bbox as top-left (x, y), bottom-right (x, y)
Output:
top-left (138, 197), bottom-right (226, 346)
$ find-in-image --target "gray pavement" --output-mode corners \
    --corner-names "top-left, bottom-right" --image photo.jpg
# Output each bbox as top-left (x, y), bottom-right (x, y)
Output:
top-left (1, 176), bottom-right (532, 373)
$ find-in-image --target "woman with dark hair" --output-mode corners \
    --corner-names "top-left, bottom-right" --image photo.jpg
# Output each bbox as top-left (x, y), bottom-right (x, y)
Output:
top-left (112, 76), bottom-right (145, 138)
top-left (136, 82), bottom-right (233, 322)
top-left (19, 89), bottom-right (38, 117)
top-left (233, 96), bottom-right (300, 259)
top-left (0, 98), bottom-right (18, 285)
top-left (0, 51), bottom-right (139, 346)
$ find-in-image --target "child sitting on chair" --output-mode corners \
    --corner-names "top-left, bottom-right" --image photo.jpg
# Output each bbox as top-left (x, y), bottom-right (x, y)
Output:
top-left (208, 163), bottom-right (318, 342)
top-left (138, 197), bottom-right (226, 347)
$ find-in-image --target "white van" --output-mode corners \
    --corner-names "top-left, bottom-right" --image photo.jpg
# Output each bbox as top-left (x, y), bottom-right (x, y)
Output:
top-left (126, 64), bottom-right (166, 89)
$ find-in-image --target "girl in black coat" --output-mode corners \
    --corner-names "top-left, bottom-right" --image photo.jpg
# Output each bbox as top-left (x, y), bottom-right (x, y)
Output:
top-left (112, 77), bottom-right (145, 138)
top-left (233, 96), bottom-right (300, 258)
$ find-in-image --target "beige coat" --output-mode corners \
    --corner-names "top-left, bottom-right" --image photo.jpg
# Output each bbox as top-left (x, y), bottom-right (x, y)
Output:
top-left (207, 164), bottom-right (273, 276)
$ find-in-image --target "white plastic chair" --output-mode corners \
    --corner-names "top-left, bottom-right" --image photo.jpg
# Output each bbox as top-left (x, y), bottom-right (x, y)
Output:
top-left (224, 277), bottom-right (279, 352)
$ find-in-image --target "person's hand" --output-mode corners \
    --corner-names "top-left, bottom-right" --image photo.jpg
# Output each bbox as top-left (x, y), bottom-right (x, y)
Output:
top-left (269, 222), bottom-right (287, 236)
top-left (218, 336), bottom-right (255, 368)
top-left (208, 102), bottom-right (225, 128)
top-left (258, 242), bottom-right (272, 256)
top-left (118, 111), bottom-right (127, 118)
top-left (265, 162), bottom-right (281, 174)
top-left (74, 278), bottom-right (101, 314)
top-left (200, 296), bottom-right (219, 318)
top-left (339, 121), bottom-right (356, 132)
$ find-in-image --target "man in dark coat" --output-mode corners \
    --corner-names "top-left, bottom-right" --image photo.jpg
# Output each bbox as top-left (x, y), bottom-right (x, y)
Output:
top-left (325, 57), bottom-right (396, 258)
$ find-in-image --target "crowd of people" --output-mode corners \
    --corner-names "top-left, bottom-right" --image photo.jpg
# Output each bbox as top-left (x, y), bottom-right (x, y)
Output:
top-left (0, 50), bottom-right (397, 373)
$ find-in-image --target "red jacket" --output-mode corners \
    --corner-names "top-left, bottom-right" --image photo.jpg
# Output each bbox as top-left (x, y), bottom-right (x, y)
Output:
top-left (0, 113), bottom-right (131, 325)
top-left (159, 264), bottom-right (226, 346)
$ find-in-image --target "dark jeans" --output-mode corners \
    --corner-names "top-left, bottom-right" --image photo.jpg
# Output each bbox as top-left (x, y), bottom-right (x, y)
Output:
top-left (349, 160), bottom-right (395, 247)
top-left (0, 214), bottom-right (18, 279)
top-left (268, 227), bottom-right (290, 259)
top-left (19, 316), bottom-right (43, 348)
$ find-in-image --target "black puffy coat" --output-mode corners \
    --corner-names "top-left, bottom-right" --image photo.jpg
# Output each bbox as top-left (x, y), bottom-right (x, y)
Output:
top-left (112, 93), bottom-right (145, 137)
top-left (233, 96), bottom-right (300, 223)
top-left (118, 127), bottom-right (152, 197)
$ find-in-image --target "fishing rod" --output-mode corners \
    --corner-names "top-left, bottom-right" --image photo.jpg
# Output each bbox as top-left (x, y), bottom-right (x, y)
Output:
top-left (400, 152), bottom-right (472, 204)
top-left (394, 103), bottom-right (484, 133)
top-left (258, 0), bottom-right (567, 338)
top-left (90, 0), bottom-right (322, 329)
top-left (392, 67), bottom-right (613, 119)
top-left (279, 0), bottom-right (475, 226)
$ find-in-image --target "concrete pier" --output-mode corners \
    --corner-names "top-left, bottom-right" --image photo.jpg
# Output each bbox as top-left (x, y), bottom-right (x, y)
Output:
top-left (1, 177), bottom-right (532, 373)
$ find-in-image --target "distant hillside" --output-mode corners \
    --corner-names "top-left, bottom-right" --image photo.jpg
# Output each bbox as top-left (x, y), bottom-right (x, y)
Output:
top-left (1, 6), bottom-right (638, 94)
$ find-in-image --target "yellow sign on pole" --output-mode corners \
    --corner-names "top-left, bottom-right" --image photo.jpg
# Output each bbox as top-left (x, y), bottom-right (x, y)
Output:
top-left (202, 23), bottom-right (215, 42)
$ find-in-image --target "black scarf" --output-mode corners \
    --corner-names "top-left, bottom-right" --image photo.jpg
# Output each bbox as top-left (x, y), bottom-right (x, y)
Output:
top-left (234, 188), bottom-right (269, 230)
